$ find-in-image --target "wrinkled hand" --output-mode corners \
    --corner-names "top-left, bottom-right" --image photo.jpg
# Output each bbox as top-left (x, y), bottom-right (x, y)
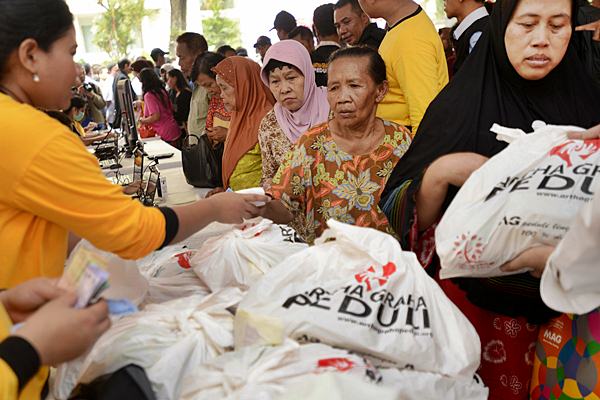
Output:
top-left (207, 192), bottom-right (270, 224)
top-left (206, 126), bottom-right (228, 143)
top-left (576, 20), bottom-right (600, 41)
top-left (568, 124), bottom-right (600, 140)
top-left (500, 246), bottom-right (555, 278)
top-left (14, 294), bottom-right (110, 365)
top-left (0, 278), bottom-right (64, 323)
top-left (205, 187), bottom-right (225, 198)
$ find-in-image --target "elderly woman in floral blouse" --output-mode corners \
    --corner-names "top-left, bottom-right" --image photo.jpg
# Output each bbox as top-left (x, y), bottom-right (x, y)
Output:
top-left (261, 46), bottom-right (412, 243)
top-left (258, 40), bottom-right (330, 190)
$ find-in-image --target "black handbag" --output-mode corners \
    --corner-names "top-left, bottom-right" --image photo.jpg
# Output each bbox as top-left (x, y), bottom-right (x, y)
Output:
top-left (181, 134), bottom-right (223, 188)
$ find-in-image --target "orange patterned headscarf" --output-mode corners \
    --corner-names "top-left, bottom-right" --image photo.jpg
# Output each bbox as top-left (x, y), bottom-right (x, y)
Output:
top-left (212, 57), bottom-right (275, 188)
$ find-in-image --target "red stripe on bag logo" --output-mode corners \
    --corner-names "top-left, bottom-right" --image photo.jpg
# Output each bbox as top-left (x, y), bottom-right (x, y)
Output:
top-left (354, 262), bottom-right (397, 291)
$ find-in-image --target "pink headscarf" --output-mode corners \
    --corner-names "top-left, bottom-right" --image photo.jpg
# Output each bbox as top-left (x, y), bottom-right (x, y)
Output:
top-left (260, 40), bottom-right (330, 143)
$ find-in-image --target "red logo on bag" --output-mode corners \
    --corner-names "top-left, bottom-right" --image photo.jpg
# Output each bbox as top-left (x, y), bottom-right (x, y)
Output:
top-left (549, 139), bottom-right (600, 167)
top-left (175, 251), bottom-right (194, 269)
top-left (453, 233), bottom-right (485, 265)
top-left (317, 358), bottom-right (355, 372)
top-left (354, 262), bottom-right (397, 291)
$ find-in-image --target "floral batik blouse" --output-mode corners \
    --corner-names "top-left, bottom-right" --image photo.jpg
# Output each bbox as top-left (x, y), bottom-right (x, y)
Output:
top-left (269, 120), bottom-right (412, 243)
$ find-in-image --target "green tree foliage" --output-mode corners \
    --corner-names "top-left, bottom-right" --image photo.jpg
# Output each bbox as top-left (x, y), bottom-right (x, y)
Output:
top-left (94, 0), bottom-right (156, 59)
top-left (201, 0), bottom-right (241, 49)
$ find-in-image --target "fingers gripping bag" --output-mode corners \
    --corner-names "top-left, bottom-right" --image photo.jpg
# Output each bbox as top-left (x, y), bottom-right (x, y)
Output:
top-left (180, 339), bottom-right (382, 400)
top-left (192, 218), bottom-right (308, 292)
top-left (436, 122), bottom-right (599, 279)
top-left (234, 220), bottom-right (480, 378)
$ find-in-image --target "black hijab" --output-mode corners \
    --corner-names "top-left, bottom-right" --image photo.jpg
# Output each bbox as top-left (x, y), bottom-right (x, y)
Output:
top-left (382, 0), bottom-right (600, 205)
top-left (380, 0), bottom-right (600, 323)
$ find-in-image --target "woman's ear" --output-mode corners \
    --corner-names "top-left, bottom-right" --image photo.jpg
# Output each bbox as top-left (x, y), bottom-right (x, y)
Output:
top-left (375, 80), bottom-right (388, 103)
top-left (17, 38), bottom-right (42, 78)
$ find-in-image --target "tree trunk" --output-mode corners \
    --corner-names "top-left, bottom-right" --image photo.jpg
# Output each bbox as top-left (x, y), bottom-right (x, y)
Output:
top-left (170, 0), bottom-right (187, 54)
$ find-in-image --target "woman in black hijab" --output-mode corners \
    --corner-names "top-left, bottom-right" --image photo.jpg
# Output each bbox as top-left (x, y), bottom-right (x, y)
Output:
top-left (380, 0), bottom-right (600, 398)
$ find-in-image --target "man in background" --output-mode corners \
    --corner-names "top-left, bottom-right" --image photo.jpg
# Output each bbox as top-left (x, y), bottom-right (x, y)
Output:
top-left (150, 47), bottom-right (168, 76)
top-left (272, 11), bottom-right (297, 40)
top-left (176, 32), bottom-right (209, 137)
top-left (312, 3), bottom-right (341, 86)
top-left (444, 0), bottom-right (489, 73)
top-left (359, 0), bottom-right (448, 135)
top-left (254, 36), bottom-right (272, 62)
top-left (76, 64), bottom-right (106, 127)
top-left (334, 0), bottom-right (385, 49)
top-left (289, 26), bottom-right (316, 53)
top-left (111, 58), bottom-right (133, 128)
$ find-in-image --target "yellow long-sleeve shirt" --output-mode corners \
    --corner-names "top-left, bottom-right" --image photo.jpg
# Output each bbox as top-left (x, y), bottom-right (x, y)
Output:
top-left (0, 305), bottom-right (47, 400)
top-left (0, 93), bottom-right (166, 288)
top-left (376, 7), bottom-right (449, 135)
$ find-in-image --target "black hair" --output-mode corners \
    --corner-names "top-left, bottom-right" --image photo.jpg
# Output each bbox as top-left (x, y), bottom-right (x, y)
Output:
top-left (118, 58), bottom-right (131, 71)
top-left (167, 68), bottom-right (190, 92)
top-left (107, 62), bottom-right (116, 71)
top-left (45, 109), bottom-right (72, 127)
top-left (313, 3), bottom-right (338, 38)
top-left (333, 0), bottom-right (364, 14)
top-left (217, 45), bottom-right (236, 56)
top-left (0, 0), bottom-right (73, 78)
top-left (65, 95), bottom-right (86, 113)
top-left (289, 26), bottom-right (314, 42)
top-left (264, 59), bottom-right (301, 77)
top-left (176, 32), bottom-right (208, 55)
top-left (140, 68), bottom-right (169, 108)
top-left (329, 46), bottom-right (386, 84)
top-left (192, 52), bottom-right (225, 82)
top-left (83, 63), bottom-right (91, 75)
top-left (131, 59), bottom-right (154, 74)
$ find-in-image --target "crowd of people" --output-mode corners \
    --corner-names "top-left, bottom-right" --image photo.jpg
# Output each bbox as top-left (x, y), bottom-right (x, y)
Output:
top-left (1, 0), bottom-right (600, 399)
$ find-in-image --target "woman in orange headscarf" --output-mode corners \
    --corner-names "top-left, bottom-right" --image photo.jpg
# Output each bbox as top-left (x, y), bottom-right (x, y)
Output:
top-left (211, 57), bottom-right (275, 191)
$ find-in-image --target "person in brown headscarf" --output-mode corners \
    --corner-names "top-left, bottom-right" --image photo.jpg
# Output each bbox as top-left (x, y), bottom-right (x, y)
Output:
top-left (208, 57), bottom-right (275, 194)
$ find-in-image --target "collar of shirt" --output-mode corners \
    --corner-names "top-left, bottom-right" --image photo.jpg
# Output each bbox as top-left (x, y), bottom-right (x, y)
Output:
top-left (453, 6), bottom-right (489, 40)
top-left (316, 41), bottom-right (341, 49)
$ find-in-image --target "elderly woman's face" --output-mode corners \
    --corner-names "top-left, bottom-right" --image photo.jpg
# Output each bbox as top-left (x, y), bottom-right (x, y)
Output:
top-left (197, 73), bottom-right (221, 97)
top-left (216, 74), bottom-right (236, 112)
top-left (505, 0), bottom-right (571, 80)
top-left (268, 66), bottom-right (305, 112)
top-left (327, 56), bottom-right (386, 127)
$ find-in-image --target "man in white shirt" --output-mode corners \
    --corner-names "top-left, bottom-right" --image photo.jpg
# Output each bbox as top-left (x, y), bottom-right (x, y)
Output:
top-left (445, 0), bottom-right (489, 73)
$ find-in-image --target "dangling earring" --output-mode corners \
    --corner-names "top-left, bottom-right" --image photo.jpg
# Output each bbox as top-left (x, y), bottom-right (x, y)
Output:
top-left (32, 73), bottom-right (40, 83)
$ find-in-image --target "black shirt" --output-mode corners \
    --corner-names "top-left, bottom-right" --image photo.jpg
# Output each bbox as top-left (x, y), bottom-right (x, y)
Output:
top-left (173, 89), bottom-right (192, 126)
top-left (358, 23), bottom-right (386, 50)
top-left (311, 44), bottom-right (341, 87)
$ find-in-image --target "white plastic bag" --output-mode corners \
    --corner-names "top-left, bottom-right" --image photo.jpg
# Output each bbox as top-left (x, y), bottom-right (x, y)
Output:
top-left (279, 372), bottom-right (399, 400)
top-left (436, 122), bottom-right (598, 279)
top-left (192, 218), bottom-right (307, 292)
top-left (235, 220), bottom-right (480, 378)
top-left (378, 369), bottom-right (488, 400)
top-left (541, 190), bottom-right (600, 314)
top-left (180, 340), bottom-right (381, 400)
top-left (52, 289), bottom-right (243, 400)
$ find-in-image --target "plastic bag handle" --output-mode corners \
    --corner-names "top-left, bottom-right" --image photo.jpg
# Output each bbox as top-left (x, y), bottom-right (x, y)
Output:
top-left (490, 123), bottom-right (527, 144)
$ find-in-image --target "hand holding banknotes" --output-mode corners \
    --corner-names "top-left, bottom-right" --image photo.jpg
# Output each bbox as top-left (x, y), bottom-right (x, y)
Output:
top-left (14, 292), bottom-right (110, 365)
top-left (0, 278), bottom-right (111, 366)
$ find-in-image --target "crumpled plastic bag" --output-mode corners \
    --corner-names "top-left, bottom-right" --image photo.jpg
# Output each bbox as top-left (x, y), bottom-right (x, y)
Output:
top-left (192, 218), bottom-right (307, 292)
top-left (52, 288), bottom-right (243, 400)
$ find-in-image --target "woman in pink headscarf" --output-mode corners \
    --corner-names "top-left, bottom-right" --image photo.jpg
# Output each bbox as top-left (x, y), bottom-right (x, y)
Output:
top-left (258, 40), bottom-right (330, 190)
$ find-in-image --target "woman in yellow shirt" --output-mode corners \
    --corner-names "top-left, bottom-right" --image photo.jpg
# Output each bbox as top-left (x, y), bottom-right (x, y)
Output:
top-left (0, 1), bottom-right (266, 397)
top-left (0, 0), bottom-right (267, 291)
